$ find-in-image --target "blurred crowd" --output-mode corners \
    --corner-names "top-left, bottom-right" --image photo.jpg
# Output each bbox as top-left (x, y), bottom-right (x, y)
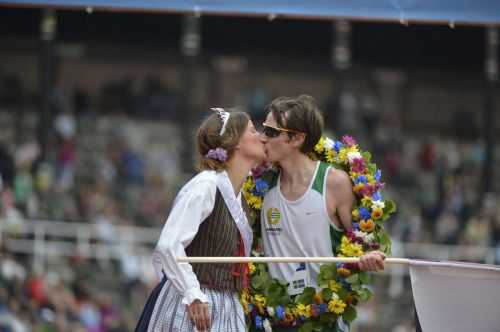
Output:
top-left (0, 71), bottom-right (499, 332)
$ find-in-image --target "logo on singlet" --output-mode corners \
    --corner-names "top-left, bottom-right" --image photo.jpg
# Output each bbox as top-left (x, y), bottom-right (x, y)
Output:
top-left (266, 207), bottom-right (281, 225)
top-left (265, 207), bottom-right (283, 235)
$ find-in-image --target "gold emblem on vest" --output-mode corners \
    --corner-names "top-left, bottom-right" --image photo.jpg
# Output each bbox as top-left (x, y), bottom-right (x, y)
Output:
top-left (266, 207), bottom-right (281, 225)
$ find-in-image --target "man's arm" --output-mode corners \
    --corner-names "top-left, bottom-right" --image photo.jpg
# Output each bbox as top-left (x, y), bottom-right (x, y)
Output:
top-left (326, 168), bottom-right (385, 271)
top-left (326, 168), bottom-right (356, 230)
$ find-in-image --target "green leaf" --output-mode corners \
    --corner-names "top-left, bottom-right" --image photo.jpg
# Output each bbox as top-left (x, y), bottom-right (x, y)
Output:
top-left (336, 287), bottom-right (348, 301)
top-left (362, 151), bottom-right (372, 162)
top-left (345, 274), bottom-right (359, 284)
top-left (321, 288), bottom-right (333, 301)
top-left (299, 321), bottom-right (314, 332)
top-left (359, 272), bottom-right (372, 284)
top-left (318, 264), bottom-right (337, 287)
top-left (319, 312), bottom-right (337, 324)
top-left (377, 230), bottom-right (392, 254)
top-left (342, 306), bottom-right (357, 323)
top-left (357, 287), bottom-right (373, 302)
top-left (383, 200), bottom-right (397, 215)
top-left (295, 287), bottom-right (316, 305)
top-left (368, 163), bottom-right (377, 174)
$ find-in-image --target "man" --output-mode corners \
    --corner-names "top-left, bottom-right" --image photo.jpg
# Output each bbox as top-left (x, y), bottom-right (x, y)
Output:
top-left (260, 95), bottom-right (385, 331)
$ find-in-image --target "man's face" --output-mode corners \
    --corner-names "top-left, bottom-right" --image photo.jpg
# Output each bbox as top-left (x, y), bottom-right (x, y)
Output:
top-left (260, 112), bottom-right (295, 163)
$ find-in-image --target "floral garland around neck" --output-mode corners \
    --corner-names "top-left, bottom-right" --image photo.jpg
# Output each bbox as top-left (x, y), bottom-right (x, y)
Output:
top-left (241, 135), bottom-right (396, 332)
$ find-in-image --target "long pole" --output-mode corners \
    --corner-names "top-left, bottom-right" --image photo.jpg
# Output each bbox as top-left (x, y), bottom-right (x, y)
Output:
top-left (177, 256), bottom-right (410, 265)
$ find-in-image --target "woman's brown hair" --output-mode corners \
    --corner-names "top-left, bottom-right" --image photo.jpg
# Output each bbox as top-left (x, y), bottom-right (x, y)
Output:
top-left (196, 108), bottom-right (250, 171)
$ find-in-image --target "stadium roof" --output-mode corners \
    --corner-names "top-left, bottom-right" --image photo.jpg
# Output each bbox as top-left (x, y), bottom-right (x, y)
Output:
top-left (1, 0), bottom-right (500, 26)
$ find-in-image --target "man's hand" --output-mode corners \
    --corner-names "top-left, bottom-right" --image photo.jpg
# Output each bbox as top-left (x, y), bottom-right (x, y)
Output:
top-left (358, 251), bottom-right (385, 272)
top-left (188, 299), bottom-right (211, 331)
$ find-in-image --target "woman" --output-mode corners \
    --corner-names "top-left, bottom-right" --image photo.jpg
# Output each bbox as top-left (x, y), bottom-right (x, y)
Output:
top-left (135, 108), bottom-right (265, 332)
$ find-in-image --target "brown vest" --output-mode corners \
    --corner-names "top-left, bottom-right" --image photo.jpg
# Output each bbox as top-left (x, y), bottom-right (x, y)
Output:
top-left (185, 189), bottom-right (249, 291)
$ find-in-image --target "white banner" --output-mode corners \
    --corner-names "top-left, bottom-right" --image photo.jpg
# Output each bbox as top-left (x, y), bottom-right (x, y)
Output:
top-left (410, 260), bottom-right (500, 332)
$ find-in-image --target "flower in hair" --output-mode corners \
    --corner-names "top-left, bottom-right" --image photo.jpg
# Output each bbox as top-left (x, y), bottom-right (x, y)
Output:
top-left (205, 147), bottom-right (228, 162)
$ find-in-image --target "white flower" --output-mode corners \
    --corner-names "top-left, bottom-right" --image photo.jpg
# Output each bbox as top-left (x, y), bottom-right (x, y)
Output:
top-left (372, 200), bottom-right (385, 209)
top-left (347, 151), bottom-right (362, 163)
top-left (263, 318), bottom-right (273, 332)
top-left (325, 137), bottom-right (335, 150)
top-left (365, 233), bottom-right (375, 243)
top-left (267, 306), bottom-right (275, 317)
top-left (354, 230), bottom-right (368, 240)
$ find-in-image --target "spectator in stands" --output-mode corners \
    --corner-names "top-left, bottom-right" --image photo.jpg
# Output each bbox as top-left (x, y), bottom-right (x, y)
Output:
top-left (135, 108), bottom-right (265, 332)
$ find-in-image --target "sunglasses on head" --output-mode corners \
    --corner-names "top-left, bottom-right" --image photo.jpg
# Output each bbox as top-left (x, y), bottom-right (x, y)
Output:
top-left (262, 123), bottom-right (302, 138)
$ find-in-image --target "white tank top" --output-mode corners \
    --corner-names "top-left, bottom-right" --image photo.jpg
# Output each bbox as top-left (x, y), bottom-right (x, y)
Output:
top-left (261, 161), bottom-right (344, 288)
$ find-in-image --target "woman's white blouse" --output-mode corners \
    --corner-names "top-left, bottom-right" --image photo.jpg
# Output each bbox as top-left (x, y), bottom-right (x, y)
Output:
top-left (152, 170), bottom-right (253, 306)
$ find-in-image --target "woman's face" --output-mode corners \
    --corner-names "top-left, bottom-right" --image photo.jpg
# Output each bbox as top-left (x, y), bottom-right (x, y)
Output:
top-left (238, 120), bottom-right (266, 165)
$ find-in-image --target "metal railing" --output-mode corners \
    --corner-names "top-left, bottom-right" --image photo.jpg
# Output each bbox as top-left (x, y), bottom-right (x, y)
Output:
top-left (1, 218), bottom-right (498, 273)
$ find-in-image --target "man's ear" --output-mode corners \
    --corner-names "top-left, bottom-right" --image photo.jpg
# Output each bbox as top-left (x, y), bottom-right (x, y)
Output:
top-left (290, 133), bottom-right (306, 149)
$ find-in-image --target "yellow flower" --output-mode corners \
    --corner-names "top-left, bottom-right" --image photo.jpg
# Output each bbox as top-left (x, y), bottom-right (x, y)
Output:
top-left (248, 262), bottom-right (256, 275)
top-left (246, 195), bottom-right (262, 210)
top-left (243, 178), bottom-right (255, 192)
top-left (326, 149), bottom-right (336, 163)
top-left (314, 137), bottom-right (326, 154)
top-left (361, 197), bottom-right (372, 207)
top-left (328, 298), bottom-right (347, 314)
top-left (360, 219), bottom-right (375, 232)
top-left (254, 294), bottom-right (267, 306)
top-left (353, 183), bottom-right (364, 194)
top-left (240, 289), bottom-right (250, 314)
top-left (371, 208), bottom-right (383, 220)
top-left (338, 149), bottom-right (348, 163)
top-left (329, 280), bottom-right (341, 292)
top-left (340, 236), bottom-right (364, 257)
top-left (352, 209), bottom-right (360, 221)
top-left (293, 303), bottom-right (309, 317)
top-left (337, 267), bottom-right (351, 277)
top-left (305, 305), bottom-right (313, 318)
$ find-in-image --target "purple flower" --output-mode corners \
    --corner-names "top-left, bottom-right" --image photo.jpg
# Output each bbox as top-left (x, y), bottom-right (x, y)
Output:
top-left (342, 135), bottom-right (357, 147)
top-left (251, 163), bottom-right (269, 177)
top-left (334, 141), bottom-right (343, 153)
top-left (375, 169), bottom-right (382, 181)
top-left (205, 147), bottom-right (228, 162)
top-left (255, 315), bottom-right (263, 330)
top-left (355, 175), bottom-right (368, 184)
top-left (319, 303), bottom-right (328, 314)
top-left (276, 305), bottom-right (286, 320)
top-left (359, 207), bottom-right (371, 220)
top-left (372, 191), bottom-right (382, 201)
top-left (255, 178), bottom-right (269, 194)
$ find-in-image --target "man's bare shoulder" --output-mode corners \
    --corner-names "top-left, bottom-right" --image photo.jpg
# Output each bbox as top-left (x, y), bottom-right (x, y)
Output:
top-left (326, 168), bottom-right (352, 190)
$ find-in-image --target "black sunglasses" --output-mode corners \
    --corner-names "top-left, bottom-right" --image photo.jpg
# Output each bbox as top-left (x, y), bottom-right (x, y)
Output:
top-left (262, 123), bottom-right (302, 138)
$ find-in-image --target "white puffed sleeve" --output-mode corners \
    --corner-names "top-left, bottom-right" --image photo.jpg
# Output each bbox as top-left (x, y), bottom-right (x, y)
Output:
top-left (152, 173), bottom-right (217, 305)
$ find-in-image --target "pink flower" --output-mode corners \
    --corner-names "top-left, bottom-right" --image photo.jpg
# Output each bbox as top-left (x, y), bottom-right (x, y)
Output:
top-left (342, 135), bottom-right (357, 147)
top-left (351, 158), bottom-right (366, 173)
top-left (251, 163), bottom-right (271, 178)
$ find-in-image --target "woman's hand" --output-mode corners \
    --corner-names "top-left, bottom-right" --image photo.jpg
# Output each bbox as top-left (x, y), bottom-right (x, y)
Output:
top-left (358, 251), bottom-right (385, 271)
top-left (188, 299), bottom-right (211, 331)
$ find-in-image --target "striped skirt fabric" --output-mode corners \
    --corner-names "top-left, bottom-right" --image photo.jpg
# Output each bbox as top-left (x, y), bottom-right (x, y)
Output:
top-left (135, 277), bottom-right (247, 332)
